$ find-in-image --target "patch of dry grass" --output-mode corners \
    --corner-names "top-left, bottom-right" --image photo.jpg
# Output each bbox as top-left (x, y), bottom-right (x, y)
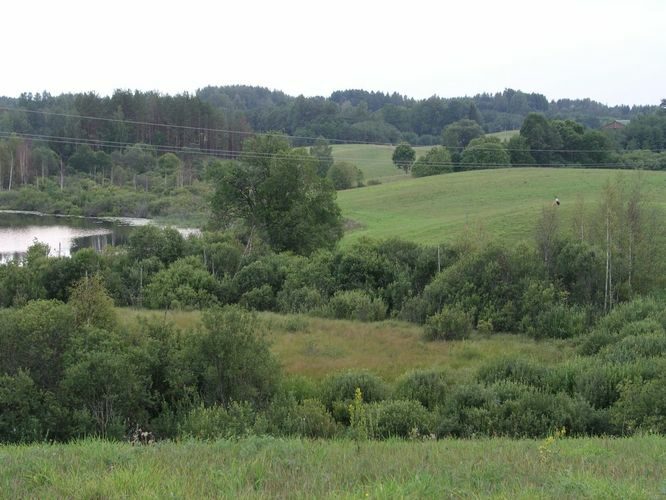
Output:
top-left (119, 308), bottom-right (575, 381)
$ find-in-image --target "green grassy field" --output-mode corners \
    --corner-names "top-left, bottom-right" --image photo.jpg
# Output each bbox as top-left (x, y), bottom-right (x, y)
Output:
top-left (487, 129), bottom-right (520, 141)
top-left (331, 144), bottom-right (432, 182)
top-left (2, 436), bottom-right (663, 498)
top-left (337, 167), bottom-right (666, 245)
top-left (119, 309), bottom-right (575, 381)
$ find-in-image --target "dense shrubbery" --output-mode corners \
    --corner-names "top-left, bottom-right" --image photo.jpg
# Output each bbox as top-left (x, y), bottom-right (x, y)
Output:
top-left (1, 220), bottom-right (666, 442)
top-left (0, 291), bottom-right (665, 442)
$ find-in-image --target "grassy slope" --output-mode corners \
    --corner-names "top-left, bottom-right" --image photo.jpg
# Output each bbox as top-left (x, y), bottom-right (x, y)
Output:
top-left (2, 437), bottom-right (663, 498)
top-left (119, 309), bottom-right (575, 381)
top-left (487, 129), bottom-right (520, 141)
top-left (337, 167), bottom-right (666, 245)
top-left (331, 144), bottom-right (432, 181)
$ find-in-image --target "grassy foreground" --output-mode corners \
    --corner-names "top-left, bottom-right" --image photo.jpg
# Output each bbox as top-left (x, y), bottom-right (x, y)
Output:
top-left (120, 309), bottom-right (575, 381)
top-left (1, 436), bottom-right (663, 498)
top-left (337, 168), bottom-right (666, 245)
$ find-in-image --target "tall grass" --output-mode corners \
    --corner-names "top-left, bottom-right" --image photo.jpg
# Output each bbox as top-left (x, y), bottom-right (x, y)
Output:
top-left (119, 309), bottom-right (576, 381)
top-left (1, 436), bottom-right (663, 498)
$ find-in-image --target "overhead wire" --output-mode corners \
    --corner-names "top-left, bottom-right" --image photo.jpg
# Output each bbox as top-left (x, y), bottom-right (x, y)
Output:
top-left (0, 104), bottom-right (656, 154)
top-left (0, 130), bottom-right (654, 171)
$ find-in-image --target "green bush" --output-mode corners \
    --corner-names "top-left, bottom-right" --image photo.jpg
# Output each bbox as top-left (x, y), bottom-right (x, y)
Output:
top-left (179, 401), bottom-right (257, 440)
top-left (268, 398), bottom-right (338, 438)
top-left (239, 284), bottom-right (276, 311)
top-left (424, 305), bottom-right (472, 341)
top-left (0, 371), bottom-right (62, 443)
top-left (367, 400), bottom-right (432, 438)
top-left (611, 375), bottom-right (666, 434)
top-left (325, 290), bottom-right (387, 322)
top-left (477, 357), bottom-right (548, 389)
top-left (494, 389), bottom-right (595, 438)
top-left (327, 161), bottom-right (364, 190)
top-left (144, 256), bottom-right (220, 310)
top-left (526, 304), bottom-right (588, 339)
top-left (176, 305), bottom-right (280, 406)
top-left (579, 318), bottom-right (664, 355)
top-left (394, 369), bottom-right (450, 409)
top-left (319, 370), bottom-right (389, 419)
top-left (398, 296), bottom-right (428, 324)
top-left (599, 334), bottom-right (666, 363)
top-left (277, 286), bottom-right (325, 314)
top-left (433, 383), bottom-right (497, 438)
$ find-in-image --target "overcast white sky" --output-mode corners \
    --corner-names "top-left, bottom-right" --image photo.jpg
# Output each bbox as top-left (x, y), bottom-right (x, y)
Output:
top-left (2, 0), bottom-right (664, 106)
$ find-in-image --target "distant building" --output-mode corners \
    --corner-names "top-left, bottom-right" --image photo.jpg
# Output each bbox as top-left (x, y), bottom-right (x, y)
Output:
top-left (602, 119), bottom-right (630, 130)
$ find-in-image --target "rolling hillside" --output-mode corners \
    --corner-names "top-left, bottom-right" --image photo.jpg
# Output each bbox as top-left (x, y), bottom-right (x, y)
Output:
top-left (337, 167), bottom-right (666, 245)
top-left (331, 144), bottom-right (432, 181)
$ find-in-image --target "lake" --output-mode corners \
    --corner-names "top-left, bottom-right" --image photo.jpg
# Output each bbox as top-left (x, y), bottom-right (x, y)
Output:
top-left (0, 210), bottom-right (198, 262)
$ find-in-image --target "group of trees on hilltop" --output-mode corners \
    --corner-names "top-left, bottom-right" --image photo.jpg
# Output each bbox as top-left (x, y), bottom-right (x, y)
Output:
top-left (393, 106), bottom-right (666, 176)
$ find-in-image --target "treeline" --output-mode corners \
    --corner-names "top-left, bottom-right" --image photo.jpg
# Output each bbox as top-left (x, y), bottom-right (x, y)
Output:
top-left (197, 86), bottom-right (656, 142)
top-left (405, 108), bottom-right (666, 177)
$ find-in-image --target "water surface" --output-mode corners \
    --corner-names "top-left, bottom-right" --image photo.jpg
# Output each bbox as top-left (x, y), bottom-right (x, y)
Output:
top-left (0, 210), bottom-right (195, 262)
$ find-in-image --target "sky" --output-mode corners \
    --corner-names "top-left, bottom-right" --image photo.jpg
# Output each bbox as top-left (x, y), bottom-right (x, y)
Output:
top-left (2, 0), bottom-right (664, 106)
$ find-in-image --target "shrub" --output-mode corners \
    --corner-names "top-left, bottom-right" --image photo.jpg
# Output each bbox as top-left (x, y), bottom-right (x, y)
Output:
top-left (327, 161), bottom-right (364, 190)
top-left (477, 357), bottom-right (548, 389)
top-left (598, 334), bottom-right (666, 363)
top-left (277, 398), bottom-right (339, 438)
top-left (177, 305), bottom-right (280, 406)
top-left (0, 371), bottom-right (61, 443)
top-left (494, 389), bottom-right (594, 438)
top-left (477, 319), bottom-right (493, 335)
top-left (604, 298), bottom-right (666, 330)
top-left (525, 304), bottom-right (588, 339)
top-left (398, 296), bottom-right (428, 324)
top-left (239, 284), bottom-right (276, 311)
top-left (144, 256), bottom-right (220, 310)
top-left (611, 376), bottom-right (666, 434)
top-left (424, 305), bottom-right (472, 341)
top-left (579, 318), bottom-right (664, 355)
top-left (277, 286), bottom-right (325, 314)
top-left (179, 401), bottom-right (257, 440)
top-left (572, 361), bottom-right (627, 409)
top-left (394, 369), bottom-right (450, 409)
top-left (411, 146), bottom-right (453, 178)
top-left (319, 371), bottom-right (389, 420)
top-left (325, 290), bottom-right (387, 322)
top-left (433, 383), bottom-right (497, 438)
top-left (367, 399), bottom-right (432, 438)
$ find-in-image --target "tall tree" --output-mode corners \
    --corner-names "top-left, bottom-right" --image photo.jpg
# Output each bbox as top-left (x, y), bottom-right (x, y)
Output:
top-left (442, 119), bottom-right (484, 150)
top-left (309, 137), bottom-right (334, 177)
top-left (392, 143), bottom-right (416, 173)
top-left (211, 135), bottom-right (343, 255)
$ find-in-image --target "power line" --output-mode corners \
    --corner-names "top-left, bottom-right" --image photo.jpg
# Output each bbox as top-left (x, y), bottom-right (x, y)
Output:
top-left (0, 131), bottom-right (655, 171)
top-left (0, 105), bottom-right (396, 147)
top-left (0, 104), bottom-right (655, 154)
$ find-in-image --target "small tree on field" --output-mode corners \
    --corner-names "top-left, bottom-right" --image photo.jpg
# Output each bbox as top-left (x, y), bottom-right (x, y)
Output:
top-left (392, 143), bottom-right (416, 173)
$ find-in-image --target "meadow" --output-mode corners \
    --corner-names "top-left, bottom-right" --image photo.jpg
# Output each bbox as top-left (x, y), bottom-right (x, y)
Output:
top-left (1, 436), bottom-right (663, 498)
top-left (337, 167), bottom-right (666, 245)
top-left (331, 144), bottom-right (432, 182)
top-left (119, 309), bottom-right (576, 381)
top-left (487, 129), bottom-right (520, 141)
